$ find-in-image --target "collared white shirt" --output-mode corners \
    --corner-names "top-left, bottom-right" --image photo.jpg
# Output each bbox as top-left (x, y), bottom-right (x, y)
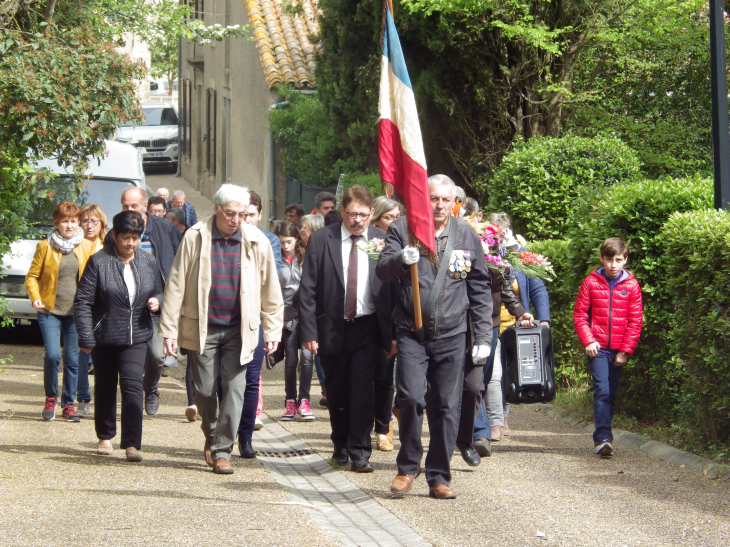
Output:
top-left (341, 224), bottom-right (375, 318)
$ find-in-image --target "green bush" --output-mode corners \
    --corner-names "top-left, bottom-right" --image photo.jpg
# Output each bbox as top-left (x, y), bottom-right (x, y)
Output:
top-left (563, 176), bottom-right (712, 418)
top-left (269, 87), bottom-right (366, 187)
top-left (488, 135), bottom-right (641, 240)
top-left (664, 209), bottom-right (730, 442)
top-left (528, 238), bottom-right (588, 388)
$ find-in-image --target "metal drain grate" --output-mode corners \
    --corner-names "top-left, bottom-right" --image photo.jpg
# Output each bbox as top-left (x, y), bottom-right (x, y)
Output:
top-left (258, 449), bottom-right (313, 458)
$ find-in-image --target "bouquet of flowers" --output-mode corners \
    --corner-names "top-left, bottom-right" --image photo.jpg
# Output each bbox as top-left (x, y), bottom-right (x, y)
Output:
top-left (357, 238), bottom-right (386, 259)
top-left (464, 218), bottom-right (554, 281)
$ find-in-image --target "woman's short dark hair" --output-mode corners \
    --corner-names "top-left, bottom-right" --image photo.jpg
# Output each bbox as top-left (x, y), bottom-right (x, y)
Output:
top-left (112, 211), bottom-right (145, 237)
top-left (324, 210), bottom-right (342, 226)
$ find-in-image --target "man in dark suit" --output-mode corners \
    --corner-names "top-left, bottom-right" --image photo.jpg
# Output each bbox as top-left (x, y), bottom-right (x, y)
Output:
top-left (299, 185), bottom-right (395, 473)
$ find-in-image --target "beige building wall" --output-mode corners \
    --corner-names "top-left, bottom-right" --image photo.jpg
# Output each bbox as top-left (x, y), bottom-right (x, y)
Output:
top-left (179, 0), bottom-right (288, 228)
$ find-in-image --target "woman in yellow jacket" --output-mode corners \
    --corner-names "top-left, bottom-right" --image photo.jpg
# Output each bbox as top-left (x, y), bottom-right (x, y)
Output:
top-left (25, 202), bottom-right (95, 422)
top-left (74, 204), bottom-right (109, 416)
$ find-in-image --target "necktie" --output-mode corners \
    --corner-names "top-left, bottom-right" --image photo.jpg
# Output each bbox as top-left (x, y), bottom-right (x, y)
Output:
top-left (345, 235), bottom-right (361, 319)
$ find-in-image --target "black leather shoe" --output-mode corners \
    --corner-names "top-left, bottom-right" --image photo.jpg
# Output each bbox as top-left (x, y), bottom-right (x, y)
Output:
top-left (350, 457), bottom-right (374, 473)
top-left (331, 448), bottom-right (348, 466)
top-left (457, 441), bottom-right (481, 467)
top-left (238, 439), bottom-right (256, 459)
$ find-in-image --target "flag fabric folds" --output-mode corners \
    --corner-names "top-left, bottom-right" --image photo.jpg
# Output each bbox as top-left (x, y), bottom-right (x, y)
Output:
top-left (378, 6), bottom-right (434, 254)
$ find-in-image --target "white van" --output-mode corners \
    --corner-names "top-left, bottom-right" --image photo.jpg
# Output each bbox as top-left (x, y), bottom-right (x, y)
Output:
top-left (0, 140), bottom-right (146, 323)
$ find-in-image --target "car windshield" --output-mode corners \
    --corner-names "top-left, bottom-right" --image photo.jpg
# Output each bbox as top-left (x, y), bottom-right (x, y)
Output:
top-left (26, 177), bottom-right (136, 238)
top-left (120, 107), bottom-right (178, 127)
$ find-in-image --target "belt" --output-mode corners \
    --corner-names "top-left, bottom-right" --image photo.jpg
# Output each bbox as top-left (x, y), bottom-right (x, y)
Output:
top-left (344, 313), bottom-right (375, 324)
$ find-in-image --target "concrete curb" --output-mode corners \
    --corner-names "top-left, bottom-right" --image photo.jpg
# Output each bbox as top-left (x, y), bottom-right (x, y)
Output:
top-left (524, 403), bottom-right (730, 480)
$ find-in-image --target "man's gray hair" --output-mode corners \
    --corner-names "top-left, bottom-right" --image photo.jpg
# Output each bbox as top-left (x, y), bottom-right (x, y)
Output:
top-left (486, 211), bottom-right (512, 230)
top-left (157, 187), bottom-right (169, 197)
top-left (302, 213), bottom-right (324, 233)
top-left (167, 207), bottom-right (185, 225)
top-left (173, 190), bottom-right (185, 199)
top-left (213, 184), bottom-right (250, 208)
top-left (428, 174), bottom-right (456, 197)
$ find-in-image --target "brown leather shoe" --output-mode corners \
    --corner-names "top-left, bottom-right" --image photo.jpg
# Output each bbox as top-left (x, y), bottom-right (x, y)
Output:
top-left (429, 483), bottom-right (456, 499)
top-left (391, 470), bottom-right (419, 494)
top-left (204, 439), bottom-right (214, 467)
top-left (491, 425), bottom-right (502, 442)
top-left (502, 418), bottom-right (511, 436)
top-left (474, 438), bottom-right (492, 457)
top-left (213, 458), bottom-right (234, 474)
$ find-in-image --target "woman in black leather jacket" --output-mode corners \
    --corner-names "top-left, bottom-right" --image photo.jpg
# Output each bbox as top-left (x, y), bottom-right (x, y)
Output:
top-left (74, 211), bottom-right (163, 462)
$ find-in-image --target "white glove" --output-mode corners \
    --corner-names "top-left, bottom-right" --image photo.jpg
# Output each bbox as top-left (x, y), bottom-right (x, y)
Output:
top-left (401, 246), bottom-right (420, 265)
top-left (472, 344), bottom-right (491, 365)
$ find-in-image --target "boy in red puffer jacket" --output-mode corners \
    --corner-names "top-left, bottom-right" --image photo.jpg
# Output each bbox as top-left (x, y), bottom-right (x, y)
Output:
top-left (574, 237), bottom-right (643, 457)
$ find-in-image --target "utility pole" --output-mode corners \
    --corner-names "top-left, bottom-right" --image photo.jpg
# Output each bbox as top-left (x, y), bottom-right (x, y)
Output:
top-left (709, 0), bottom-right (730, 209)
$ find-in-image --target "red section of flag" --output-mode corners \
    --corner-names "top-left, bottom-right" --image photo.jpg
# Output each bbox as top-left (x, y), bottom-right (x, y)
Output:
top-left (378, 119), bottom-right (434, 253)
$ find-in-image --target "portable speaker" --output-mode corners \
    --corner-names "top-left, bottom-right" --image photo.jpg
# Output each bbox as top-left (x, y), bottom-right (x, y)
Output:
top-left (501, 323), bottom-right (556, 404)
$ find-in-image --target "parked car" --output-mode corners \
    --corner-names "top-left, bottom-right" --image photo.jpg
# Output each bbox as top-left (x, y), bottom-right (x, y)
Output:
top-left (115, 103), bottom-right (179, 166)
top-left (0, 140), bottom-right (146, 323)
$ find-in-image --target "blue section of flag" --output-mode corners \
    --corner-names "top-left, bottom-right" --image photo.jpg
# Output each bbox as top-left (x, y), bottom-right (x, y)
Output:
top-left (382, 9), bottom-right (412, 90)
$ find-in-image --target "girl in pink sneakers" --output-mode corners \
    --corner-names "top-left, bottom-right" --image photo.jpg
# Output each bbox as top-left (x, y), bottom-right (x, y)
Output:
top-left (276, 221), bottom-right (315, 422)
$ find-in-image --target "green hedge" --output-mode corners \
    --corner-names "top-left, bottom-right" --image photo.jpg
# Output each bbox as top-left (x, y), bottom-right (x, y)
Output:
top-left (664, 209), bottom-right (730, 442)
top-left (539, 176), bottom-right (712, 418)
top-left (489, 135), bottom-right (641, 240)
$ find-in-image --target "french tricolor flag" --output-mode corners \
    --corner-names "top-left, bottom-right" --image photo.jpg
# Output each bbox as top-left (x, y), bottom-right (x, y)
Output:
top-left (378, 5), bottom-right (434, 254)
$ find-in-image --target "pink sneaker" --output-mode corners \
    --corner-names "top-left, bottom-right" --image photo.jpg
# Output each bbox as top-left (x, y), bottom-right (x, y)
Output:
top-left (299, 399), bottom-right (315, 421)
top-left (281, 399), bottom-right (297, 421)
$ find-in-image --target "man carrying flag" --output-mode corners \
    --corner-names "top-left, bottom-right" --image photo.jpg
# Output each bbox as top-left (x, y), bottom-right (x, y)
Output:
top-left (375, 3), bottom-right (493, 500)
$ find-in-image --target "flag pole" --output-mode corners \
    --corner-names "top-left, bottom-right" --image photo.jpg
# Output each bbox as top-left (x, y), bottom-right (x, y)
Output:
top-left (408, 234), bottom-right (423, 336)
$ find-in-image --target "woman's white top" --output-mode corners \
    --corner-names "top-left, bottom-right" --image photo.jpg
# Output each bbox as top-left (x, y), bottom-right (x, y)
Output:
top-left (123, 263), bottom-right (136, 307)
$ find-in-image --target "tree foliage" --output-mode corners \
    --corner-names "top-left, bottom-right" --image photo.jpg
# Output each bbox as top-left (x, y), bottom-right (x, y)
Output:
top-left (269, 87), bottom-right (369, 186)
top-left (0, 0), bottom-right (248, 269)
top-left (315, 0), bottom-right (719, 189)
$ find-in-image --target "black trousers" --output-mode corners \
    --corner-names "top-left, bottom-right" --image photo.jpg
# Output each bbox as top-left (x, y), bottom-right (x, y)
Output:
top-left (374, 352), bottom-right (396, 435)
top-left (457, 360), bottom-right (485, 445)
top-left (92, 343), bottom-right (147, 450)
top-left (395, 329), bottom-right (466, 487)
top-left (319, 313), bottom-right (379, 461)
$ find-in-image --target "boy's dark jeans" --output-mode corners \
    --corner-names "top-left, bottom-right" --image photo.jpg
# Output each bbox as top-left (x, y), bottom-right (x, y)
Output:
top-left (590, 349), bottom-right (622, 443)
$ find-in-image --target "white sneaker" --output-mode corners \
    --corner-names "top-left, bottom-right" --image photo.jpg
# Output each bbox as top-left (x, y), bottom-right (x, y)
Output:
top-left (254, 416), bottom-right (263, 430)
top-left (77, 402), bottom-right (91, 418)
top-left (185, 405), bottom-right (197, 422)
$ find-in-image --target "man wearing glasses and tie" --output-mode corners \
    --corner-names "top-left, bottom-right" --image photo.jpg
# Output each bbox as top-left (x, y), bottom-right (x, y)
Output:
top-left (159, 184), bottom-right (283, 474)
top-left (299, 185), bottom-right (397, 473)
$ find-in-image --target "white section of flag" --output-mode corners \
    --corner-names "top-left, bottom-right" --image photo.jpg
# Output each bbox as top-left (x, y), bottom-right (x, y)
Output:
top-left (378, 55), bottom-right (427, 170)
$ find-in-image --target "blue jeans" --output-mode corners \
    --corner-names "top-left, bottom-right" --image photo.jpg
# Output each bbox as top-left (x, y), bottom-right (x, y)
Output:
top-left (590, 349), bottom-right (622, 443)
top-left (473, 326), bottom-right (500, 441)
top-left (77, 351), bottom-right (92, 403)
top-left (37, 312), bottom-right (79, 406)
top-left (314, 356), bottom-right (325, 391)
top-left (236, 325), bottom-right (265, 443)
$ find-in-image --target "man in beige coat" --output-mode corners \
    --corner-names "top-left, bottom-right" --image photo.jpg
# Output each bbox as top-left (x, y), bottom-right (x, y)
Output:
top-left (159, 184), bottom-right (283, 474)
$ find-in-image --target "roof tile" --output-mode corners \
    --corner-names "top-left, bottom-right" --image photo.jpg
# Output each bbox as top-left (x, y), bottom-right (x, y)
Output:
top-left (244, 0), bottom-right (320, 89)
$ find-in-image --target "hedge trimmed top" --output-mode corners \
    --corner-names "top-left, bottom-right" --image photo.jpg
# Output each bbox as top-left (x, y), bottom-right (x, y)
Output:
top-left (488, 135), bottom-right (642, 240)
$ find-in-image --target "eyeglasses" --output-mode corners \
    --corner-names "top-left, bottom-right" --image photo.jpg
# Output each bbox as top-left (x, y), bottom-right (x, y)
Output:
top-left (382, 214), bottom-right (400, 222)
top-left (344, 208), bottom-right (371, 221)
top-left (80, 219), bottom-right (100, 226)
top-left (221, 209), bottom-right (247, 220)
